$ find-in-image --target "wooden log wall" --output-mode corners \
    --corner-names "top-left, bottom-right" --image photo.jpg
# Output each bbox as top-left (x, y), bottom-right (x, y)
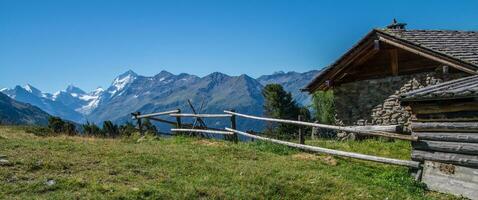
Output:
top-left (407, 99), bottom-right (478, 199)
top-left (410, 121), bottom-right (478, 168)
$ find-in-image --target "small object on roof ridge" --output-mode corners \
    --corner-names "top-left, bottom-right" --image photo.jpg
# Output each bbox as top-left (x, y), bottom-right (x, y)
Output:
top-left (386, 18), bottom-right (407, 30)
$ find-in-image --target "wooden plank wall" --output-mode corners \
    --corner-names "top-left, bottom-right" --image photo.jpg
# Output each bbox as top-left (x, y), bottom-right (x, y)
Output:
top-left (408, 99), bottom-right (478, 200)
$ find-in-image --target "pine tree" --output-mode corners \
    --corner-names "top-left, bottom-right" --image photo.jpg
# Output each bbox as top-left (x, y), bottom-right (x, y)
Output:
top-left (119, 122), bottom-right (136, 137)
top-left (48, 116), bottom-right (65, 134)
top-left (63, 121), bottom-right (77, 135)
top-left (262, 84), bottom-right (301, 139)
top-left (82, 121), bottom-right (102, 136)
top-left (102, 121), bottom-right (119, 137)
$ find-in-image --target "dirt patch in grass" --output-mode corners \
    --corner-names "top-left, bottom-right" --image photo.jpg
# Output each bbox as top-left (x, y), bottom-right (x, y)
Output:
top-left (292, 153), bottom-right (319, 161)
top-left (321, 155), bottom-right (338, 166)
top-left (292, 153), bottom-right (338, 166)
top-left (193, 139), bottom-right (225, 147)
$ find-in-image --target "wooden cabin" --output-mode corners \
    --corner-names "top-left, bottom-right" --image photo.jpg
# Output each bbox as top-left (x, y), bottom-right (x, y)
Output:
top-left (303, 21), bottom-right (478, 138)
top-left (400, 75), bottom-right (478, 199)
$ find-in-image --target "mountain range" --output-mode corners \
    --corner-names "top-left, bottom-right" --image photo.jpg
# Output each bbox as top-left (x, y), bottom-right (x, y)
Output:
top-left (1, 70), bottom-right (319, 130)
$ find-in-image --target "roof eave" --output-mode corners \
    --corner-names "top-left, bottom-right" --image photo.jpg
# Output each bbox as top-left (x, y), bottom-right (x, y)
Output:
top-left (303, 29), bottom-right (381, 92)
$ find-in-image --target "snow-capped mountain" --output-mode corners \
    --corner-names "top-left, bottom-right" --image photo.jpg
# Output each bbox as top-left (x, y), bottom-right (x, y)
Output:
top-left (1, 85), bottom-right (85, 122)
top-left (0, 69), bottom-right (320, 129)
top-left (106, 70), bottom-right (138, 98)
top-left (50, 84), bottom-right (105, 115)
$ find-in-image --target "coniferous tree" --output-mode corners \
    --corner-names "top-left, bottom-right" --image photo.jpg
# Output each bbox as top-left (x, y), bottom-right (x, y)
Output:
top-left (63, 121), bottom-right (77, 135)
top-left (48, 116), bottom-right (65, 134)
top-left (47, 116), bottom-right (77, 135)
top-left (82, 121), bottom-right (102, 136)
top-left (262, 84), bottom-right (302, 139)
top-left (119, 122), bottom-right (136, 137)
top-left (102, 121), bottom-right (119, 137)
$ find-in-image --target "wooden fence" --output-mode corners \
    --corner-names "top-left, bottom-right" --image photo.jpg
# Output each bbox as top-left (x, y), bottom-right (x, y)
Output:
top-left (131, 109), bottom-right (420, 169)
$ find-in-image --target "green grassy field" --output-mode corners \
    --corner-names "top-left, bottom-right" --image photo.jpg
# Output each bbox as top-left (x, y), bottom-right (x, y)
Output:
top-left (0, 126), bottom-right (457, 199)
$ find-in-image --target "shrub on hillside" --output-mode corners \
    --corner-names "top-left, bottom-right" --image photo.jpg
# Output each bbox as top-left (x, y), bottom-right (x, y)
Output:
top-left (24, 126), bottom-right (53, 136)
top-left (47, 116), bottom-right (78, 135)
top-left (119, 122), bottom-right (137, 137)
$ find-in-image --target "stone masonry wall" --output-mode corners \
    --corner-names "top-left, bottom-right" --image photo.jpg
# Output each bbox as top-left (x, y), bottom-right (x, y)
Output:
top-left (332, 68), bottom-right (467, 139)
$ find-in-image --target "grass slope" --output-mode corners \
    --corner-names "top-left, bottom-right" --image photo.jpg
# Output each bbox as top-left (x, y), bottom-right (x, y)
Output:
top-left (0, 126), bottom-right (456, 199)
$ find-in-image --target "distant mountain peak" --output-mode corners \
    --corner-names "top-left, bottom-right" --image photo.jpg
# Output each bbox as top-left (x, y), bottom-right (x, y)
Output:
top-left (109, 70), bottom-right (138, 96)
top-left (238, 74), bottom-right (255, 80)
top-left (94, 87), bottom-right (104, 93)
top-left (65, 84), bottom-right (86, 95)
top-left (158, 70), bottom-right (173, 75)
top-left (154, 70), bottom-right (174, 81)
top-left (118, 70), bottom-right (138, 79)
top-left (207, 72), bottom-right (230, 79)
top-left (22, 84), bottom-right (42, 96)
top-left (273, 71), bottom-right (285, 75)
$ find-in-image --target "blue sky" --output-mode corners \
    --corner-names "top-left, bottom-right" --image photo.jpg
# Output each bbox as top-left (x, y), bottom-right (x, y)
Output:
top-left (1, 0), bottom-right (477, 93)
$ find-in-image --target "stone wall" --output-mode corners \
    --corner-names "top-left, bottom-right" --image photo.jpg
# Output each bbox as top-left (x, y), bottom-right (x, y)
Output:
top-left (332, 68), bottom-right (467, 138)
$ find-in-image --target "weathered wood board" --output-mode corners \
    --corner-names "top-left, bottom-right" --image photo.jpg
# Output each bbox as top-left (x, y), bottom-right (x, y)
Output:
top-left (422, 161), bottom-right (478, 200)
top-left (413, 140), bottom-right (478, 155)
top-left (412, 150), bottom-right (478, 167)
top-left (415, 132), bottom-right (478, 143)
top-left (411, 122), bottom-right (478, 132)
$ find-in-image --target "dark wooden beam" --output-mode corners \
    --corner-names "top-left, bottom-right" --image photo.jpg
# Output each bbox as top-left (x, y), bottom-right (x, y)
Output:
top-left (390, 49), bottom-right (399, 75)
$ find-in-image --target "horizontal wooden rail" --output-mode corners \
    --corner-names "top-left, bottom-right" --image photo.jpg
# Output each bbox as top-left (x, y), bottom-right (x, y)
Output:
top-left (145, 117), bottom-right (177, 125)
top-left (145, 117), bottom-right (225, 131)
top-left (225, 128), bottom-right (420, 168)
top-left (132, 109), bottom-right (180, 119)
top-left (170, 113), bottom-right (232, 118)
top-left (224, 110), bottom-right (417, 141)
top-left (171, 128), bottom-right (233, 135)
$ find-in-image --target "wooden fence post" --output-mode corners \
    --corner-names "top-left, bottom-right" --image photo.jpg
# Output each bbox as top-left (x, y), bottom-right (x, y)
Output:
top-left (298, 115), bottom-right (304, 144)
top-left (230, 109), bottom-right (238, 143)
top-left (248, 130), bottom-right (255, 142)
top-left (175, 109), bottom-right (182, 135)
top-left (137, 112), bottom-right (144, 136)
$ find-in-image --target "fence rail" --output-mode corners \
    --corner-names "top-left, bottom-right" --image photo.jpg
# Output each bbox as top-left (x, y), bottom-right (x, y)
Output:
top-left (224, 110), bottom-right (418, 141)
top-left (171, 128), bottom-right (233, 135)
top-left (225, 128), bottom-right (420, 168)
top-left (132, 109), bottom-right (180, 119)
top-left (170, 113), bottom-right (232, 118)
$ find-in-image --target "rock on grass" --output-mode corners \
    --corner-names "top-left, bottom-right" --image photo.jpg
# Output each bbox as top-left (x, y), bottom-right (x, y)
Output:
top-left (0, 159), bottom-right (12, 166)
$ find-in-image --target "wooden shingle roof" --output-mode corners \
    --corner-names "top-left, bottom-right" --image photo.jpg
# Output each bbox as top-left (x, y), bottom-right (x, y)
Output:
top-left (401, 75), bottom-right (478, 101)
top-left (380, 29), bottom-right (478, 67)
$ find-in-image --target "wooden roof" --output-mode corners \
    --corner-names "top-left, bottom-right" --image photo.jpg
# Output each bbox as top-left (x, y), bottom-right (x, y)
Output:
top-left (401, 75), bottom-right (478, 101)
top-left (303, 29), bottom-right (478, 92)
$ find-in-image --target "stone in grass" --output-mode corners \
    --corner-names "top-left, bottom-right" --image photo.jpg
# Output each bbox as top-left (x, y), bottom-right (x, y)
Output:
top-left (46, 179), bottom-right (56, 186)
top-left (0, 159), bottom-right (12, 166)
